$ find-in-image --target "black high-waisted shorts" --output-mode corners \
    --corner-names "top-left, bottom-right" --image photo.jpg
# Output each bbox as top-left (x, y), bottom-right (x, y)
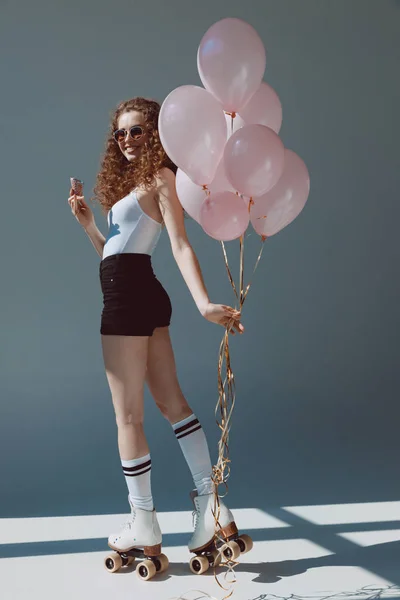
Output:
top-left (99, 253), bottom-right (172, 336)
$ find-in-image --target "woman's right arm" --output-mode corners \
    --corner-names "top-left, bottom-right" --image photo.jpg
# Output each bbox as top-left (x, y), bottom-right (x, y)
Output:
top-left (83, 222), bottom-right (106, 258)
top-left (68, 190), bottom-right (106, 259)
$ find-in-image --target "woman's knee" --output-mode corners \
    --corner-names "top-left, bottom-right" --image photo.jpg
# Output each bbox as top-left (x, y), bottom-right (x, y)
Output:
top-left (155, 395), bottom-right (192, 423)
top-left (113, 394), bottom-right (145, 428)
top-left (115, 410), bottom-right (144, 428)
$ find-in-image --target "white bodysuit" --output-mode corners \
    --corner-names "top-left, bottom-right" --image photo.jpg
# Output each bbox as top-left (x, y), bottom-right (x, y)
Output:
top-left (102, 190), bottom-right (162, 260)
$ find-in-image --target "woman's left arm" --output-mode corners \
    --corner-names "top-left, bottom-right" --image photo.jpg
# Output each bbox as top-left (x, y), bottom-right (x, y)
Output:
top-left (156, 168), bottom-right (244, 335)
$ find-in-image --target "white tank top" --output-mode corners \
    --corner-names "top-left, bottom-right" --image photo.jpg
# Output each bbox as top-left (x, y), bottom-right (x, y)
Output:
top-left (102, 190), bottom-right (163, 259)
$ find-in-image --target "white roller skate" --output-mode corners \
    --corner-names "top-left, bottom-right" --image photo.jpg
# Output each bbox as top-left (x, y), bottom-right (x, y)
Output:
top-left (104, 494), bottom-right (168, 580)
top-left (188, 489), bottom-right (254, 575)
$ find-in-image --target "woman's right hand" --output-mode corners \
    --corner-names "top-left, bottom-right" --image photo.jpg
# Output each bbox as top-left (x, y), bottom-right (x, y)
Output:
top-left (68, 187), bottom-right (95, 230)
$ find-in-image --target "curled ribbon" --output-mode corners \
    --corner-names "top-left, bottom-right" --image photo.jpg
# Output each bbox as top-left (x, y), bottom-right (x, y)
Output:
top-left (208, 194), bottom-right (267, 598)
top-left (192, 186), bottom-right (266, 599)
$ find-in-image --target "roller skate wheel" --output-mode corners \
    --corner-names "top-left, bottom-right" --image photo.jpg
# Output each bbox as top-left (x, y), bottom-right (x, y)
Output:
top-left (104, 552), bottom-right (123, 573)
top-left (190, 554), bottom-right (210, 575)
top-left (136, 559), bottom-right (157, 581)
top-left (120, 554), bottom-right (135, 567)
top-left (237, 534), bottom-right (253, 554)
top-left (158, 553), bottom-right (169, 573)
top-left (220, 540), bottom-right (240, 561)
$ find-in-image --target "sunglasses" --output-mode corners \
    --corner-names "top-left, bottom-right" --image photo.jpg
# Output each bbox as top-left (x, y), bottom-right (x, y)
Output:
top-left (113, 125), bottom-right (146, 144)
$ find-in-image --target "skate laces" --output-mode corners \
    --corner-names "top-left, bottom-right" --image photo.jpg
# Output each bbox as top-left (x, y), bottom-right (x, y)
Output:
top-left (191, 499), bottom-right (200, 530)
top-left (191, 509), bottom-right (197, 529)
top-left (121, 507), bottom-right (136, 531)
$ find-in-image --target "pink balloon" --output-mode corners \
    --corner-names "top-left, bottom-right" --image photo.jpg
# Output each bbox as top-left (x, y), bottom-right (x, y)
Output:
top-left (225, 81), bottom-right (282, 136)
top-left (175, 169), bottom-right (207, 223)
top-left (159, 85), bottom-right (227, 186)
top-left (241, 195), bottom-right (251, 209)
top-left (209, 156), bottom-right (236, 194)
top-left (175, 159), bottom-right (236, 223)
top-left (224, 124), bottom-right (285, 198)
top-left (197, 18), bottom-right (266, 113)
top-left (200, 191), bottom-right (250, 241)
top-left (250, 149), bottom-right (310, 237)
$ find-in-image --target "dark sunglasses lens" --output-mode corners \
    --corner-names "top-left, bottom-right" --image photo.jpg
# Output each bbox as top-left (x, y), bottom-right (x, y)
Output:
top-left (114, 129), bottom-right (126, 143)
top-left (130, 126), bottom-right (144, 140)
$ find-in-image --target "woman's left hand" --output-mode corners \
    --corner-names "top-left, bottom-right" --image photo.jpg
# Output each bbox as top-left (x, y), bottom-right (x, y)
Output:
top-left (200, 303), bottom-right (244, 335)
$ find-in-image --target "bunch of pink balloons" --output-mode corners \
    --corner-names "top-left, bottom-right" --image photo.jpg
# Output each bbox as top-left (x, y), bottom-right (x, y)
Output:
top-left (159, 17), bottom-right (310, 242)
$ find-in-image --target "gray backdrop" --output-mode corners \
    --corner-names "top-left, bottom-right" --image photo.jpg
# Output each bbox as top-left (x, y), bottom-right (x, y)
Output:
top-left (1, 1), bottom-right (399, 568)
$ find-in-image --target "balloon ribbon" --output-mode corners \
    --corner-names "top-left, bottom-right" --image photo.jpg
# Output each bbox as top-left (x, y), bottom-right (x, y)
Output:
top-left (209, 197), bottom-right (267, 598)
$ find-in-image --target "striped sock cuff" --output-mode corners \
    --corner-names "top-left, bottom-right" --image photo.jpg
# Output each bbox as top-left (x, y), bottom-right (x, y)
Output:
top-left (121, 454), bottom-right (152, 478)
top-left (173, 414), bottom-right (202, 440)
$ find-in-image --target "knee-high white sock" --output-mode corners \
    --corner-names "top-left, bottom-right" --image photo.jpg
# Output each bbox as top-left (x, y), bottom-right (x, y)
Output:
top-left (121, 454), bottom-right (154, 511)
top-left (172, 413), bottom-right (214, 496)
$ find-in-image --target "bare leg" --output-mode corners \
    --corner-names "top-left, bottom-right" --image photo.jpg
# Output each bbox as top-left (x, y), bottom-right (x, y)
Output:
top-left (146, 326), bottom-right (213, 496)
top-left (145, 326), bottom-right (193, 423)
top-left (101, 334), bottom-right (149, 460)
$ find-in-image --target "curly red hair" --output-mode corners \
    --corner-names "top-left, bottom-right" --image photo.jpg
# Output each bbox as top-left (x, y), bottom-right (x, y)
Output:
top-left (91, 97), bottom-right (177, 216)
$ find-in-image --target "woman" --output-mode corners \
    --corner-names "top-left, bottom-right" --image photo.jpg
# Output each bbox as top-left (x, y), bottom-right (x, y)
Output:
top-left (68, 97), bottom-right (244, 570)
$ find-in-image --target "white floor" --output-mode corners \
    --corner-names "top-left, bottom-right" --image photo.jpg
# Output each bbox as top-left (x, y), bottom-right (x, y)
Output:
top-left (1, 502), bottom-right (400, 600)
